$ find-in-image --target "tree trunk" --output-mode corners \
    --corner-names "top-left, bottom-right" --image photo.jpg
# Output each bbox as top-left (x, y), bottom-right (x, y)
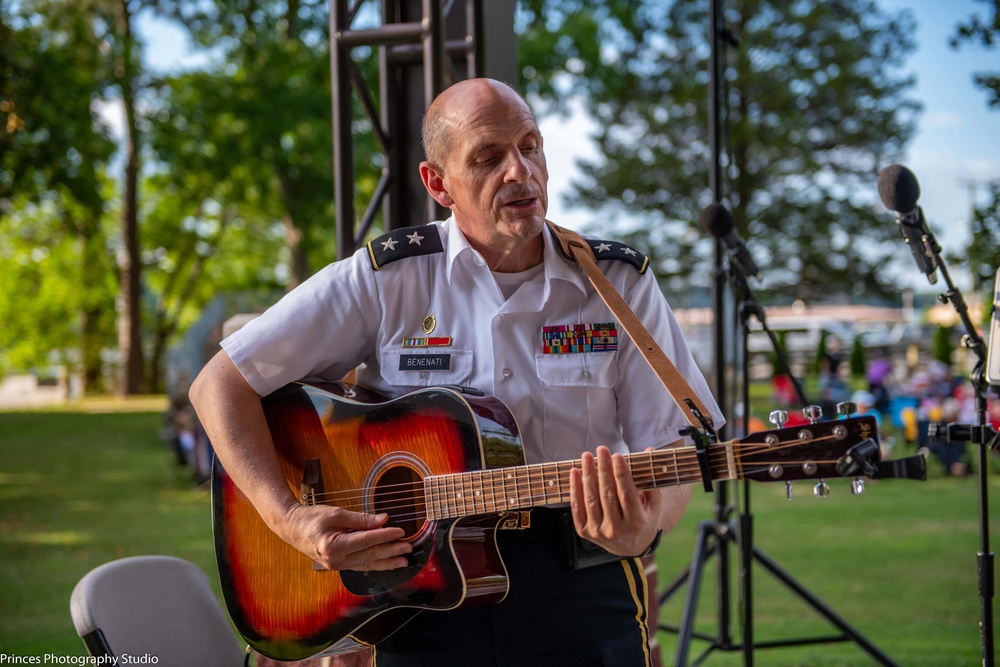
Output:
top-left (115, 0), bottom-right (143, 395)
top-left (80, 223), bottom-right (107, 394)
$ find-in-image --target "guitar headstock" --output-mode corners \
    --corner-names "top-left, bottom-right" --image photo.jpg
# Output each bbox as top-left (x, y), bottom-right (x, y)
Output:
top-left (735, 415), bottom-right (880, 484)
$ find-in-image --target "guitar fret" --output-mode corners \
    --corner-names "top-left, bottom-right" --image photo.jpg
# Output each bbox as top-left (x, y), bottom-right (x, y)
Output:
top-left (471, 470), bottom-right (482, 515)
top-left (530, 464), bottom-right (541, 506)
top-left (427, 475), bottom-right (438, 521)
top-left (673, 449), bottom-right (681, 486)
top-left (486, 469), bottom-right (496, 513)
top-left (462, 475), bottom-right (476, 514)
top-left (445, 475), bottom-right (454, 519)
top-left (648, 451), bottom-right (658, 490)
top-left (527, 465), bottom-right (536, 507)
top-left (441, 476), bottom-right (449, 519)
top-left (641, 451), bottom-right (654, 491)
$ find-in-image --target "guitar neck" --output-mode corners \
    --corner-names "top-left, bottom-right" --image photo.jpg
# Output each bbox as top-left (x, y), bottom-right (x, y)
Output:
top-left (424, 443), bottom-right (737, 521)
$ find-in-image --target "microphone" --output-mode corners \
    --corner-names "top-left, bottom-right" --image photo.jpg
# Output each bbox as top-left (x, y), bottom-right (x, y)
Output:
top-left (700, 202), bottom-right (759, 279)
top-left (877, 164), bottom-right (940, 284)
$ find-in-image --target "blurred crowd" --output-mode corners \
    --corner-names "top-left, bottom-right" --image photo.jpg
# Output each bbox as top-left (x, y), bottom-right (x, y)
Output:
top-left (162, 372), bottom-right (213, 485)
top-left (772, 345), bottom-right (1000, 478)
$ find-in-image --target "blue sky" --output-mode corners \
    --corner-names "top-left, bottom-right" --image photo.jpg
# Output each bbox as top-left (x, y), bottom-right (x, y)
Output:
top-left (541, 0), bottom-right (1000, 292)
top-left (139, 1), bottom-right (999, 290)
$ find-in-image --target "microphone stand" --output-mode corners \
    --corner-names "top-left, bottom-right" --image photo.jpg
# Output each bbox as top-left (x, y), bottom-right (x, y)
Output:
top-left (728, 257), bottom-right (901, 667)
top-left (656, 1), bottom-right (901, 664)
top-left (920, 241), bottom-right (995, 667)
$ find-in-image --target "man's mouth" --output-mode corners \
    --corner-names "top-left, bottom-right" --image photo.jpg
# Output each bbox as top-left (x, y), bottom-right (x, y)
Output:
top-left (506, 197), bottom-right (537, 207)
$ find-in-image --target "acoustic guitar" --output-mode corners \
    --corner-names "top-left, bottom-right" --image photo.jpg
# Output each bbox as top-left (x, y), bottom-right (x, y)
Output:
top-left (212, 381), bottom-right (922, 661)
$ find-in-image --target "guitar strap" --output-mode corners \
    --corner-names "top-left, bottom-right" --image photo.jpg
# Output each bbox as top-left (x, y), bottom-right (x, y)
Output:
top-left (546, 220), bottom-right (715, 432)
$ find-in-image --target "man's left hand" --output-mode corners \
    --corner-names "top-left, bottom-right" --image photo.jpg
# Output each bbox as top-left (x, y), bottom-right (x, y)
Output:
top-left (569, 446), bottom-right (664, 557)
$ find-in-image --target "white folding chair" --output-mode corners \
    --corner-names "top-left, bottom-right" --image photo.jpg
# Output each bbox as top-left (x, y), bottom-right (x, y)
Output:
top-left (70, 555), bottom-right (246, 667)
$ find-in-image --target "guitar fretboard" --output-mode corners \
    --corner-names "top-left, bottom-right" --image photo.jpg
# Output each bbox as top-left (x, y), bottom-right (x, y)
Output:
top-left (424, 444), bottom-right (738, 521)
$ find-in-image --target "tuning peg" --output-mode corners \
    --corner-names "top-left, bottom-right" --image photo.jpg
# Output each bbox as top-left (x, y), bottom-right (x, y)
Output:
top-left (837, 401), bottom-right (858, 418)
top-left (785, 481), bottom-right (793, 500)
top-left (769, 410), bottom-right (789, 428)
top-left (813, 479), bottom-right (830, 498)
top-left (803, 405), bottom-right (823, 424)
top-left (851, 478), bottom-right (866, 495)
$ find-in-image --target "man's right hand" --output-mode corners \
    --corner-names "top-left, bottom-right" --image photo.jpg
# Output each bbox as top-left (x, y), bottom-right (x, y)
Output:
top-left (279, 503), bottom-right (413, 572)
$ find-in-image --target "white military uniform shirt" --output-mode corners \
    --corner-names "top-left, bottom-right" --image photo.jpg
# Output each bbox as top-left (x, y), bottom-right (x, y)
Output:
top-left (222, 217), bottom-right (723, 465)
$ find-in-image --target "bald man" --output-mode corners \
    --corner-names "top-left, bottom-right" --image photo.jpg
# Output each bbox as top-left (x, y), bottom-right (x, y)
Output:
top-left (191, 78), bottom-right (722, 666)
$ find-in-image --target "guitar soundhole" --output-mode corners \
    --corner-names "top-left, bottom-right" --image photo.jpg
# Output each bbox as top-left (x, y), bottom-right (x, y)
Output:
top-left (373, 465), bottom-right (426, 540)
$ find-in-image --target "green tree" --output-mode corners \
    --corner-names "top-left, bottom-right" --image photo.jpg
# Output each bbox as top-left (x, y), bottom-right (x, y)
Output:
top-left (0, 197), bottom-right (117, 385)
top-left (968, 185), bottom-right (1000, 296)
top-left (849, 335), bottom-right (866, 377)
top-left (951, 1), bottom-right (1000, 309)
top-left (1, 1), bottom-right (118, 392)
top-left (138, 172), bottom-right (284, 392)
top-left (932, 324), bottom-right (954, 368)
top-left (951, 0), bottom-right (1000, 108)
top-left (518, 0), bottom-right (920, 303)
top-left (157, 0), bottom-right (348, 285)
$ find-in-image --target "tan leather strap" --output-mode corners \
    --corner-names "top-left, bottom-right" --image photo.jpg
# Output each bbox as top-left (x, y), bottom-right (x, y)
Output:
top-left (546, 220), bottom-right (714, 429)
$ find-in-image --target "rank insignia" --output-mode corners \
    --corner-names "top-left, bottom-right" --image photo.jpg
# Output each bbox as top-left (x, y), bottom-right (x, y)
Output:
top-left (366, 224), bottom-right (444, 270)
top-left (542, 322), bottom-right (619, 354)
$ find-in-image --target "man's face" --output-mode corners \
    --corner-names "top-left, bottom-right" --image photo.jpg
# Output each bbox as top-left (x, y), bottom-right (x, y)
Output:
top-left (426, 89), bottom-right (549, 256)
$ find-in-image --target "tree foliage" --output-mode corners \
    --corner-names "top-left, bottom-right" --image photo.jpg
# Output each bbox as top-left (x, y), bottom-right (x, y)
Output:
top-left (1, 0), bottom-right (119, 391)
top-left (153, 0), bottom-right (342, 285)
top-left (518, 0), bottom-right (921, 304)
top-left (951, 0), bottom-right (1000, 109)
top-left (968, 184), bottom-right (1000, 294)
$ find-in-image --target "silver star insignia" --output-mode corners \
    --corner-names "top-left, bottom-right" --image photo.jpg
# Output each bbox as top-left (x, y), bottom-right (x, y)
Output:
top-left (622, 247), bottom-right (638, 257)
top-left (381, 237), bottom-right (398, 251)
top-left (595, 242), bottom-right (612, 253)
top-left (406, 231), bottom-right (424, 245)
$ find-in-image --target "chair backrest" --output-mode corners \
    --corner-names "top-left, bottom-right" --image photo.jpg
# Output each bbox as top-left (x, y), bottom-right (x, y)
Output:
top-left (70, 555), bottom-right (245, 667)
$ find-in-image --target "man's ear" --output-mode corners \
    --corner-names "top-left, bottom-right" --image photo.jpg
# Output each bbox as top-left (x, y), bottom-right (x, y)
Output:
top-left (420, 161), bottom-right (454, 208)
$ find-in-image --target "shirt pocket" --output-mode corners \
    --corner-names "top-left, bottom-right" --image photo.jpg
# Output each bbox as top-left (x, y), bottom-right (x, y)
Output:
top-left (534, 352), bottom-right (620, 460)
top-left (380, 348), bottom-right (474, 390)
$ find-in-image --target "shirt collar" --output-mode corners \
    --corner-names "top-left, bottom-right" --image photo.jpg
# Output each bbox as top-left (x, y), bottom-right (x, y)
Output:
top-left (441, 216), bottom-right (588, 296)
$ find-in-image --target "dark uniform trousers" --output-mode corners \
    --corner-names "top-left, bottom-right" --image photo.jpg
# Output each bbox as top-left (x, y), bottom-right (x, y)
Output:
top-left (371, 509), bottom-right (654, 667)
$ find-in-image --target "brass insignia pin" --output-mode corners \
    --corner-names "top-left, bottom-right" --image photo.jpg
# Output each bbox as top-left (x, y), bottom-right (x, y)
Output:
top-left (422, 314), bottom-right (437, 335)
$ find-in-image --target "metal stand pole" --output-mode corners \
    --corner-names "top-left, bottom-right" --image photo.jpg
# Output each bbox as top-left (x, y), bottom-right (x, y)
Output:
top-left (657, 4), bottom-right (903, 663)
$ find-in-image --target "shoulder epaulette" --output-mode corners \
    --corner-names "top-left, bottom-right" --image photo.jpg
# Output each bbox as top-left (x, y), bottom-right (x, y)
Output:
top-left (366, 224), bottom-right (444, 270)
top-left (587, 238), bottom-right (649, 274)
top-left (547, 225), bottom-right (649, 274)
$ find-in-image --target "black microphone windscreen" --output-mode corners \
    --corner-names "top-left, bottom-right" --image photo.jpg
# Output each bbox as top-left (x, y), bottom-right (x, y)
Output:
top-left (877, 164), bottom-right (920, 212)
top-left (699, 202), bottom-right (735, 239)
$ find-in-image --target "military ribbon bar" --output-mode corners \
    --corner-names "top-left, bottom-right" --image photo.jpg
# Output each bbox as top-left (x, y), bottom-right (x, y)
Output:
top-left (541, 322), bottom-right (619, 354)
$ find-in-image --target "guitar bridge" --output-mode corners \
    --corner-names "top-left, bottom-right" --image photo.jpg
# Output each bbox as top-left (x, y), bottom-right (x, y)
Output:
top-left (499, 511), bottom-right (532, 531)
top-left (300, 458), bottom-right (329, 571)
top-left (300, 458), bottom-right (323, 505)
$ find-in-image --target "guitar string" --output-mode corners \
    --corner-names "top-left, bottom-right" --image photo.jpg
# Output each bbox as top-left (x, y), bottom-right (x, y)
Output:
top-left (303, 433), bottom-right (844, 508)
top-left (328, 458), bottom-right (845, 525)
top-left (310, 447), bottom-right (847, 521)
top-left (304, 432), bottom-right (843, 502)
top-left (302, 432), bottom-right (850, 518)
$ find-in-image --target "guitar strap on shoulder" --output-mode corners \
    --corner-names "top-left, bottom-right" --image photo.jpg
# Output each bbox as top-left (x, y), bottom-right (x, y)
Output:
top-left (546, 220), bottom-right (715, 432)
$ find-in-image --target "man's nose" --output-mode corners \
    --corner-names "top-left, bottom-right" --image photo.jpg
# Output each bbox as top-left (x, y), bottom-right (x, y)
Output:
top-left (503, 151), bottom-right (531, 183)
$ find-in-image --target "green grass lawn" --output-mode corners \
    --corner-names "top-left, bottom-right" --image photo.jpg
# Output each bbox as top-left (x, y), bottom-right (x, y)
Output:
top-left (0, 403), bottom-right (219, 655)
top-left (0, 399), bottom-right (995, 665)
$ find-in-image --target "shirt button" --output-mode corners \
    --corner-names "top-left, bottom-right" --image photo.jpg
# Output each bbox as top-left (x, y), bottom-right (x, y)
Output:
top-left (502, 368), bottom-right (513, 378)
top-left (582, 370), bottom-right (592, 380)
top-left (420, 371), bottom-right (430, 379)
